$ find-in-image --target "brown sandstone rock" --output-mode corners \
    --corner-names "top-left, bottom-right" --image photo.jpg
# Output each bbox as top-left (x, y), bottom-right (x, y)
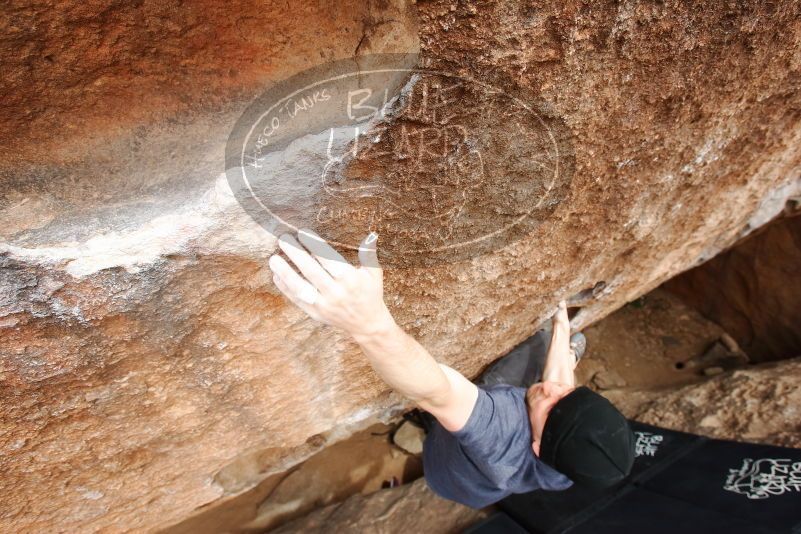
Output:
top-left (393, 420), bottom-right (426, 455)
top-left (591, 369), bottom-right (627, 390)
top-left (606, 358), bottom-right (801, 448)
top-left (1, 1), bottom-right (801, 532)
top-left (270, 477), bottom-right (488, 534)
top-left (666, 213), bottom-right (801, 363)
top-left (575, 288), bottom-right (732, 390)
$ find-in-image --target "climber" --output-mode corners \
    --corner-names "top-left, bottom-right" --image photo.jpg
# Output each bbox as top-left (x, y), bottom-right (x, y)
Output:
top-left (268, 229), bottom-right (635, 508)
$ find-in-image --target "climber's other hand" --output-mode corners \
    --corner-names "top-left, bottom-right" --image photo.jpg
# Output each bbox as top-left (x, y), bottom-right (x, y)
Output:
top-left (268, 229), bottom-right (394, 339)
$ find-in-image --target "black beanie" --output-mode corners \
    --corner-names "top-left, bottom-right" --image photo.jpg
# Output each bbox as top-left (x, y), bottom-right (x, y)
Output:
top-left (539, 386), bottom-right (635, 490)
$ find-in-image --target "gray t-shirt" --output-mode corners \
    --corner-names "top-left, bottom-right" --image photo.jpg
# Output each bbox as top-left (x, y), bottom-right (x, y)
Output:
top-left (422, 384), bottom-right (573, 508)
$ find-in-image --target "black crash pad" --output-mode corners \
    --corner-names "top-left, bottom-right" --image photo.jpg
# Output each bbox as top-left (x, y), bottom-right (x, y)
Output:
top-left (469, 421), bottom-right (801, 533)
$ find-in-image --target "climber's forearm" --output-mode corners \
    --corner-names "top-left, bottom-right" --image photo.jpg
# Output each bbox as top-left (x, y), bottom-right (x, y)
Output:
top-left (352, 319), bottom-right (478, 431)
top-left (542, 308), bottom-right (576, 386)
top-left (351, 318), bottom-right (452, 405)
top-left (267, 229), bottom-right (477, 430)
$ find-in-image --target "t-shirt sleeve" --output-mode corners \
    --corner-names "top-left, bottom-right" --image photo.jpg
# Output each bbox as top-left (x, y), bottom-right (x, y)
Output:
top-left (449, 387), bottom-right (534, 486)
top-left (424, 385), bottom-right (573, 500)
top-left (450, 387), bottom-right (497, 446)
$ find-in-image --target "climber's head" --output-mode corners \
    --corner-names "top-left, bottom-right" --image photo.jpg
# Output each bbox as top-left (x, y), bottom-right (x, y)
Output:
top-left (527, 380), bottom-right (574, 457)
top-left (527, 384), bottom-right (635, 489)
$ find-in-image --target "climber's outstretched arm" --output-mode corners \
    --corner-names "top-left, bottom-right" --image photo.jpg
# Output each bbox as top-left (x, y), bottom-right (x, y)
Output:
top-left (268, 229), bottom-right (478, 432)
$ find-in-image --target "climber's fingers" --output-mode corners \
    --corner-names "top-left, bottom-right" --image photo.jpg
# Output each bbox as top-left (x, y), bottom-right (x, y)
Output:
top-left (297, 228), bottom-right (356, 280)
top-left (268, 254), bottom-right (321, 306)
top-left (278, 234), bottom-right (337, 294)
top-left (358, 232), bottom-right (381, 280)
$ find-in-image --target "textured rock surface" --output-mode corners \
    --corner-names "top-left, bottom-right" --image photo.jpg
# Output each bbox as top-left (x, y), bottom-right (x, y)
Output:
top-left (574, 288), bottom-right (730, 390)
top-left (270, 476), bottom-right (488, 534)
top-left (2, 1), bottom-right (801, 532)
top-left (165, 422), bottom-right (422, 534)
top-left (666, 213), bottom-right (801, 362)
top-left (607, 358), bottom-right (801, 448)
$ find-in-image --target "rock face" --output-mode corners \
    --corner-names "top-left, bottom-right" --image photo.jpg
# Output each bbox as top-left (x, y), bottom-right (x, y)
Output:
top-left (607, 358), bottom-right (801, 449)
top-left (166, 422), bottom-right (423, 534)
top-left (666, 213), bottom-right (801, 363)
top-left (271, 476), bottom-right (487, 534)
top-left (574, 288), bottom-right (731, 390)
top-left (1, 1), bottom-right (801, 532)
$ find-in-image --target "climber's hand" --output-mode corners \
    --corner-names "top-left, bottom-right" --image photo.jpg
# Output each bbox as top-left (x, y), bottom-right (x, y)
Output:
top-left (268, 229), bottom-right (394, 339)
